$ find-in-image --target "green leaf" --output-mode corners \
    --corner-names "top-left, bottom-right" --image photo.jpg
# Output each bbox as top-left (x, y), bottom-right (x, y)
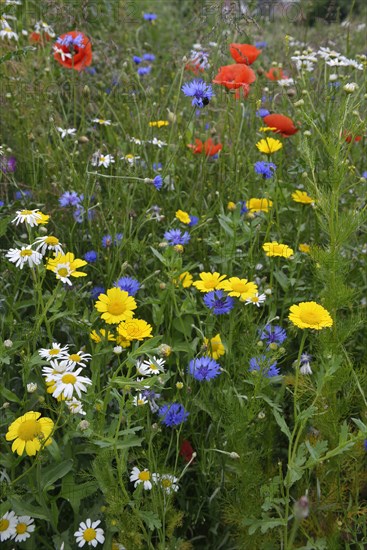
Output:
top-left (92, 434), bottom-right (143, 450)
top-left (0, 216), bottom-right (11, 237)
top-left (0, 46), bottom-right (36, 66)
top-left (218, 215), bottom-right (234, 237)
top-left (8, 496), bottom-right (49, 520)
top-left (41, 459), bottom-right (74, 492)
top-left (60, 474), bottom-right (98, 517)
top-left (172, 315), bottom-right (194, 336)
top-left (0, 386), bottom-right (22, 403)
top-left (139, 510), bottom-right (162, 531)
top-left (272, 410), bottom-right (291, 440)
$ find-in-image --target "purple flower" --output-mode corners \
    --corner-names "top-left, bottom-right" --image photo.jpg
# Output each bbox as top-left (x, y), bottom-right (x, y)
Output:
top-left (133, 55), bottom-right (142, 64)
top-left (142, 390), bottom-right (161, 412)
top-left (90, 286), bottom-right (105, 300)
top-left (84, 250), bottom-right (98, 263)
top-left (114, 233), bottom-right (123, 245)
top-left (259, 325), bottom-right (287, 345)
top-left (188, 215), bottom-right (199, 227)
top-left (364, 440), bottom-right (367, 452)
top-left (57, 33), bottom-right (85, 49)
top-left (15, 190), bottom-right (32, 201)
top-left (255, 41), bottom-right (267, 48)
top-left (188, 357), bottom-right (221, 381)
top-left (153, 162), bottom-right (163, 172)
top-left (256, 108), bottom-right (270, 117)
top-left (203, 290), bottom-right (234, 315)
top-left (59, 191), bottom-right (82, 207)
top-left (164, 229), bottom-right (190, 246)
top-left (362, 171), bottom-right (367, 179)
top-left (114, 276), bottom-right (140, 296)
top-left (181, 79), bottom-right (214, 108)
top-left (143, 53), bottom-right (155, 61)
top-left (137, 66), bottom-right (151, 76)
top-left (143, 13), bottom-right (157, 21)
top-left (102, 234), bottom-right (113, 248)
top-left (158, 403), bottom-right (189, 427)
top-left (153, 175), bottom-right (163, 190)
top-left (240, 202), bottom-right (249, 215)
top-left (249, 356), bottom-right (280, 378)
top-left (0, 201), bottom-right (4, 207)
top-left (254, 161), bottom-right (277, 179)
top-left (0, 155), bottom-right (16, 173)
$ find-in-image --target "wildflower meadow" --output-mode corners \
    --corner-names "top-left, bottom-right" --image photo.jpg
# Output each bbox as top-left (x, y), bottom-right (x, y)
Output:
top-left (1, 0), bottom-right (367, 548)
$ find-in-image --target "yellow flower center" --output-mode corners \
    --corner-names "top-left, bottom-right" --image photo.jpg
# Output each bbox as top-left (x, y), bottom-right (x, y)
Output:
top-left (299, 310), bottom-right (319, 325)
top-left (61, 373), bottom-right (77, 384)
top-left (16, 523), bottom-right (27, 534)
top-left (149, 363), bottom-right (156, 370)
top-left (107, 300), bottom-right (126, 315)
top-left (251, 296), bottom-right (259, 303)
top-left (138, 471), bottom-right (150, 481)
top-left (204, 279), bottom-right (216, 289)
top-left (21, 209), bottom-right (33, 216)
top-left (57, 267), bottom-right (69, 277)
top-left (83, 527), bottom-right (97, 542)
top-left (69, 354), bottom-right (81, 362)
top-left (137, 399), bottom-right (145, 406)
top-left (18, 419), bottom-right (42, 441)
top-left (45, 236), bottom-right (59, 245)
top-left (20, 249), bottom-right (33, 257)
top-left (49, 348), bottom-right (60, 355)
top-left (161, 478), bottom-right (172, 488)
top-left (0, 519), bottom-right (9, 532)
top-left (231, 281), bottom-right (248, 292)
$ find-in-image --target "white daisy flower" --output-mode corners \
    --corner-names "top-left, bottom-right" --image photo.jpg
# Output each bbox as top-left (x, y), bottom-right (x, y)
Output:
top-left (52, 368), bottom-right (92, 399)
top-left (52, 261), bottom-right (73, 285)
top-left (0, 26), bottom-right (18, 40)
top-left (148, 137), bottom-right (167, 148)
top-left (12, 209), bottom-right (42, 227)
top-left (277, 78), bottom-right (294, 87)
top-left (343, 82), bottom-right (359, 93)
top-left (244, 293), bottom-right (267, 307)
top-left (34, 21), bottom-right (55, 37)
top-left (12, 515), bottom-right (35, 543)
top-left (63, 350), bottom-right (92, 369)
top-left (152, 473), bottom-right (179, 494)
top-left (120, 154), bottom-right (141, 166)
top-left (42, 360), bottom-right (72, 382)
top-left (57, 127), bottom-right (77, 139)
top-left (38, 343), bottom-right (70, 361)
top-left (5, 246), bottom-right (43, 269)
top-left (129, 467), bottom-right (153, 490)
top-left (92, 118), bottom-right (111, 125)
top-left (137, 356), bottom-right (165, 376)
top-left (66, 397), bottom-right (86, 415)
top-left (74, 518), bottom-right (105, 548)
top-left (0, 510), bottom-right (17, 541)
top-left (130, 137), bottom-right (143, 145)
top-left (132, 393), bottom-right (148, 406)
top-left (33, 235), bottom-right (63, 256)
top-left (98, 154), bottom-right (115, 168)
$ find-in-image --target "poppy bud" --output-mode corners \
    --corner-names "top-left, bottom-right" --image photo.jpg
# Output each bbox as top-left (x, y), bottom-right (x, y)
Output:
top-left (286, 88), bottom-right (297, 97)
top-left (78, 136), bottom-right (89, 143)
top-left (82, 85), bottom-right (90, 96)
top-left (256, 67), bottom-right (265, 75)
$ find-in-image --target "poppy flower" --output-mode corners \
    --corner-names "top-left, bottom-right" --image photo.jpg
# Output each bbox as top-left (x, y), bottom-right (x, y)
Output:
top-left (265, 67), bottom-right (287, 81)
top-left (188, 138), bottom-right (222, 157)
top-left (229, 43), bottom-right (261, 65)
top-left (30, 32), bottom-right (52, 45)
top-left (213, 64), bottom-right (256, 98)
top-left (343, 130), bottom-right (362, 143)
top-left (53, 31), bottom-right (92, 71)
top-left (263, 114), bottom-right (298, 137)
top-left (180, 439), bottom-right (195, 463)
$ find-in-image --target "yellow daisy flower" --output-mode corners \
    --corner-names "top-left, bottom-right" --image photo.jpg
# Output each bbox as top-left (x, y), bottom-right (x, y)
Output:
top-left (227, 201), bottom-right (237, 211)
top-left (218, 277), bottom-right (258, 300)
top-left (173, 271), bottom-right (193, 288)
top-left (90, 329), bottom-right (116, 343)
top-left (149, 120), bottom-right (169, 128)
top-left (46, 252), bottom-right (87, 285)
top-left (256, 137), bottom-right (283, 154)
top-left (36, 211), bottom-right (50, 225)
top-left (262, 242), bottom-right (294, 258)
top-left (291, 190), bottom-right (315, 204)
top-left (289, 301), bottom-right (333, 330)
top-left (6, 411), bottom-right (54, 456)
top-left (246, 198), bottom-right (273, 213)
top-left (193, 272), bottom-right (227, 292)
top-left (203, 334), bottom-right (225, 360)
top-left (117, 319), bottom-right (153, 341)
top-left (299, 243), bottom-right (311, 254)
top-left (95, 287), bottom-right (137, 325)
top-left (175, 210), bottom-right (191, 224)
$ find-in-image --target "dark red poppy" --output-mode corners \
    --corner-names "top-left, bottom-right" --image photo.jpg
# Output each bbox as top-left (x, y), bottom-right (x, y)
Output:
top-left (263, 114), bottom-right (298, 137)
top-left (265, 67), bottom-right (287, 81)
top-left (53, 31), bottom-right (92, 72)
top-left (229, 43), bottom-right (261, 65)
top-left (180, 439), bottom-right (195, 463)
top-left (344, 130), bottom-right (362, 143)
top-left (188, 138), bottom-right (222, 157)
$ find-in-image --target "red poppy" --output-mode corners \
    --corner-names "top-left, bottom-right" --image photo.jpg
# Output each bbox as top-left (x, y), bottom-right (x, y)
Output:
top-left (53, 31), bottom-right (92, 72)
top-left (180, 439), bottom-right (195, 463)
top-left (263, 114), bottom-right (298, 137)
top-left (188, 138), bottom-right (222, 157)
top-left (229, 43), bottom-right (261, 65)
top-left (265, 67), bottom-right (287, 81)
top-left (213, 64), bottom-right (256, 99)
top-left (30, 31), bottom-right (52, 45)
top-left (344, 130), bottom-right (362, 143)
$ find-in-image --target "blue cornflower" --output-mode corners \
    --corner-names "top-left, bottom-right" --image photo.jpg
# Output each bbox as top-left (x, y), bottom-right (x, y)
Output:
top-left (203, 290), bottom-right (234, 315)
top-left (84, 250), bottom-right (98, 263)
top-left (137, 66), bottom-right (151, 76)
top-left (0, 201), bottom-right (4, 207)
top-left (153, 162), bottom-right (162, 172)
top-left (86, 67), bottom-right (97, 75)
top-left (57, 33), bottom-right (85, 49)
top-left (240, 202), bottom-right (248, 215)
top-left (142, 390), bottom-right (161, 413)
top-left (364, 440), bottom-right (367, 452)
top-left (90, 286), bottom-right (105, 300)
top-left (254, 161), bottom-right (277, 179)
top-left (159, 403), bottom-right (189, 427)
top-left (59, 191), bottom-right (82, 207)
top-left (102, 234), bottom-right (113, 248)
top-left (143, 53), bottom-right (155, 61)
top-left (255, 41), bottom-right (267, 48)
top-left (114, 233), bottom-right (123, 245)
top-left (143, 13), bottom-right (157, 21)
top-left (153, 175), bottom-right (163, 190)
top-left (362, 171), bottom-right (367, 179)
top-left (15, 190), bottom-right (32, 200)
top-left (114, 276), bottom-right (140, 296)
top-left (256, 108), bottom-right (270, 117)
top-left (73, 206), bottom-right (85, 223)
top-left (133, 55), bottom-right (142, 64)
top-left (188, 215), bottom-right (199, 227)
top-left (164, 229), bottom-right (190, 246)
top-left (259, 325), bottom-right (287, 345)
top-left (188, 357), bottom-right (222, 381)
top-left (249, 356), bottom-right (280, 378)
top-left (181, 79), bottom-right (214, 108)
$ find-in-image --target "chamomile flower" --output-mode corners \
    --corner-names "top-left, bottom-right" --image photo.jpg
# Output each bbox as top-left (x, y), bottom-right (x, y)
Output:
top-left (46, 252), bottom-right (87, 285)
top-left (92, 118), bottom-right (111, 125)
top-left (33, 235), bottom-right (64, 255)
top-left (245, 293), bottom-right (267, 307)
top-left (152, 473), bottom-right (179, 494)
top-left (130, 467), bottom-right (153, 490)
top-left (52, 368), bottom-right (92, 399)
top-left (41, 360), bottom-right (73, 382)
top-left (57, 127), bottom-right (77, 139)
top-left (97, 154), bottom-right (115, 168)
top-left (12, 516), bottom-right (35, 542)
top-left (74, 519), bottom-right (105, 548)
top-left (66, 397), bottom-right (86, 415)
top-left (137, 356), bottom-right (165, 376)
top-left (0, 25), bottom-right (18, 40)
top-left (12, 209), bottom-right (42, 227)
top-left (132, 393), bottom-right (148, 406)
top-left (63, 350), bottom-right (92, 369)
top-left (38, 343), bottom-right (69, 361)
top-left (5, 247), bottom-right (43, 269)
top-left (0, 511), bottom-right (17, 541)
